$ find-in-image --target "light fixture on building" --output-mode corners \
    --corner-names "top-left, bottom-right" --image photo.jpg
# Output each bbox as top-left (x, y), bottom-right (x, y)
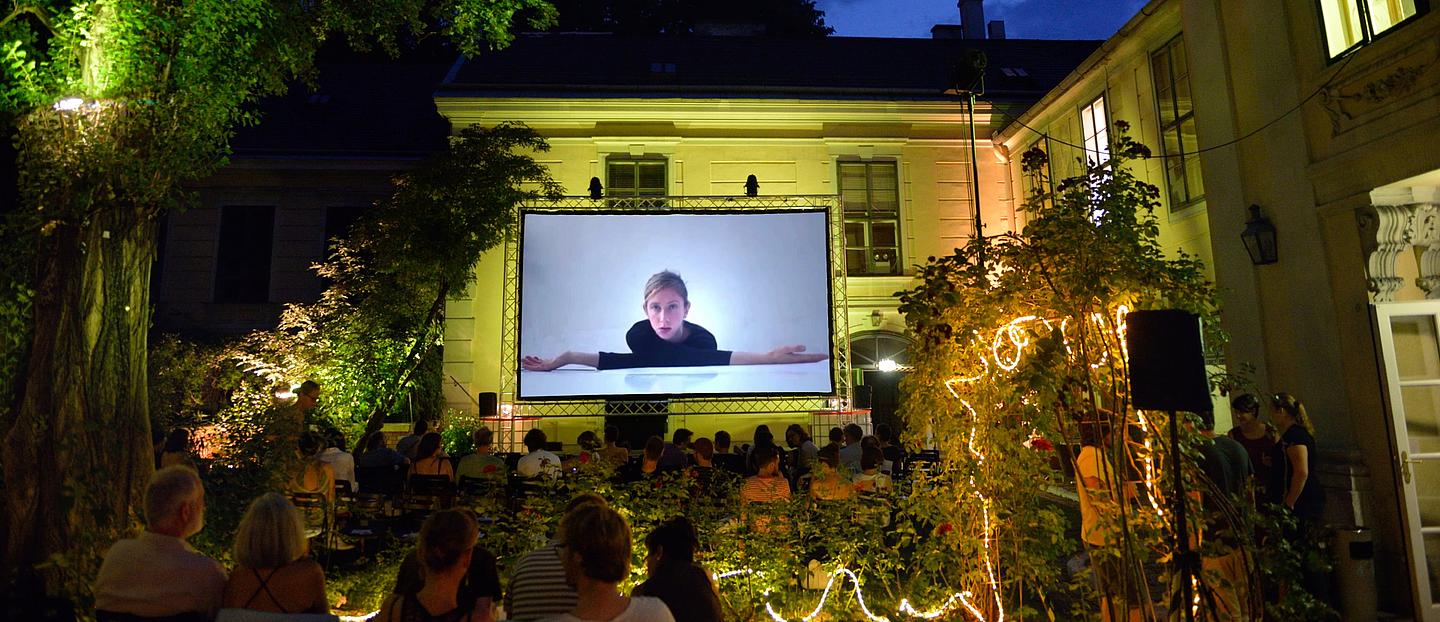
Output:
top-left (877, 358), bottom-right (899, 372)
top-left (588, 177), bottom-right (603, 200)
top-left (745, 174), bottom-right (759, 197)
top-left (1241, 204), bottom-right (1278, 265)
top-left (870, 309), bottom-right (883, 326)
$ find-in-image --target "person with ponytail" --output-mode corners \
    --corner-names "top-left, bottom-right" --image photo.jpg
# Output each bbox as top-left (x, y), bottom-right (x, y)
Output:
top-left (1271, 392), bottom-right (1324, 522)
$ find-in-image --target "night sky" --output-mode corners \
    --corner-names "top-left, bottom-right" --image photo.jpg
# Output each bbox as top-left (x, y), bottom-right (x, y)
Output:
top-left (816, 0), bottom-right (1151, 40)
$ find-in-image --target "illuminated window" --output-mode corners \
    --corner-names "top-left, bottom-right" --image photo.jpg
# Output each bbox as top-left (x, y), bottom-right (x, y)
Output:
top-left (215, 205), bottom-right (274, 303)
top-left (606, 157), bottom-right (667, 207)
top-left (1151, 36), bottom-right (1204, 209)
top-left (1319, 0), bottom-right (1424, 58)
top-left (1079, 96), bottom-right (1109, 166)
top-left (839, 161), bottom-right (901, 276)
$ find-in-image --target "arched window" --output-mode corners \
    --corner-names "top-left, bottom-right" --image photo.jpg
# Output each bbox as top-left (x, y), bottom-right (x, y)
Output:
top-left (850, 330), bottom-right (912, 370)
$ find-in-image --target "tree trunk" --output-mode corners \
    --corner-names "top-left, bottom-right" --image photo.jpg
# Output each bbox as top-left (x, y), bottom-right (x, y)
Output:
top-left (2, 207), bottom-right (157, 600)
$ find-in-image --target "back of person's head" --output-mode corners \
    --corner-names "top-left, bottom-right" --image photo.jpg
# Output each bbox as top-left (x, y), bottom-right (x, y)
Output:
top-left (644, 435), bottom-right (665, 461)
top-left (672, 428), bottom-right (693, 446)
top-left (861, 435), bottom-right (880, 451)
top-left (829, 427), bottom-right (844, 444)
top-left (472, 427), bottom-right (494, 449)
top-left (578, 430), bottom-right (601, 451)
top-left (752, 443), bottom-right (779, 470)
top-left (163, 428), bottom-right (191, 453)
top-left (785, 424), bottom-right (808, 445)
top-left (818, 443), bottom-right (841, 469)
top-left (413, 419), bottom-right (430, 435)
top-left (1230, 393), bottom-right (1260, 415)
top-left (714, 430), bottom-right (731, 451)
top-left (524, 428), bottom-right (547, 452)
top-left (604, 425), bottom-right (620, 444)
top-left (233, 493), bottom-right (307, 569)
top-left (415, 432), bottom-right (443, 460)
top-left (298, 380), bottom-right (321, 398)
top-left (366, 431), bottom-right (387, 452)
top-left (560, 504), bottom-right (631, 583)
top-left (875, 423), bottom-right (894, 443)
top-left (754, 427), bottom-right (774, 447)
top-left (645, 517), bottom-right (700, 566)
top-left (144, 466), bottom-right (202, 528)
top-left (565, 493), bottom-right (608, 515)
top-left (693, 438), bottom-right (714, 461)
top-left (861, 445), bottom-right (884, 471)
top-left (1271, 392), bottom-right (1314, 433)
top-left (419, 509), bottom-right (479, 573)
top-left (843, 423), bottom-right (863, 444)
top-left (298, 431), bottom-right (322, 456)
top-left (325, 427), bottom-right (346, 451)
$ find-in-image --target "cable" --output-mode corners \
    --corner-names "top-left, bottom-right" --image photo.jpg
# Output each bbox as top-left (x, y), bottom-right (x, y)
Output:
top-left (995, 51), bottom-right (1359, 161)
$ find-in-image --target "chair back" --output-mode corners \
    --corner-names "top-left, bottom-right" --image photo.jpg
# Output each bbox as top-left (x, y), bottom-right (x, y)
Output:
top-left (288, 491), bottom-right (329, 539)
top-left (407, 474), bottom-right (456, 496)
top-left (356, 464), bottom-right (404, 496)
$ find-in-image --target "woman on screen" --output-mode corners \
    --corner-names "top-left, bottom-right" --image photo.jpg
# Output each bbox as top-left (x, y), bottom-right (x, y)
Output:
top-left (522, 270), bottom-right (827, 371)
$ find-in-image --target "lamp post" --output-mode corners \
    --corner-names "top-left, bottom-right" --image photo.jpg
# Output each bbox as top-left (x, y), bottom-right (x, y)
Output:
top-left (1241, 204), bottom-right (1278, 265)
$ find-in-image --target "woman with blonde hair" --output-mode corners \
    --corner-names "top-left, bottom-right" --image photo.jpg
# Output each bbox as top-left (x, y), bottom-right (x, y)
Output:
top-left (1272, 392), bottom-right (1323, 520)
top-left (221, 493), bottom-right (329, 615)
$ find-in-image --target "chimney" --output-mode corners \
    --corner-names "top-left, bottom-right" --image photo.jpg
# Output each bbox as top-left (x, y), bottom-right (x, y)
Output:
top-left (987, 20), bottom-right (1006, 40)
top-left (959, 0), bottom-right (986, 39)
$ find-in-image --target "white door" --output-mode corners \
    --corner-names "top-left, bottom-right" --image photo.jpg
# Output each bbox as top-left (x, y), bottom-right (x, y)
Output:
top-left (1374, 301), bottom-right (1440, 621)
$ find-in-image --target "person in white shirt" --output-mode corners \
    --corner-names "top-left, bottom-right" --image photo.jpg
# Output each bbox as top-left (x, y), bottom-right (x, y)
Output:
top-left (316, 429), bottom-right (357, 493)
top-left (539, 504), bottom-right (674, 622)
top-left (94, 466), bottom-right (227, 620)
top-left (517, 428), bottom-right (560, 479)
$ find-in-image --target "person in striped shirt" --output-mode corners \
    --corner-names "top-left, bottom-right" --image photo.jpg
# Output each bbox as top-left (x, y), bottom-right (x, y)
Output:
top-left (740, 444), bottom-right (791, 503)
top-left (504, 494), bottom-right (607, 620)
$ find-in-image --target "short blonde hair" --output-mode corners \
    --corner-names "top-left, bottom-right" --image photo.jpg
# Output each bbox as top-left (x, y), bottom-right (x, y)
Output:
top-left (643, 270), bottom-right (688, 305)
top-left (233, 493), bottom-right (308, 569)
top-left (144, 466), bottom-right (202, 527)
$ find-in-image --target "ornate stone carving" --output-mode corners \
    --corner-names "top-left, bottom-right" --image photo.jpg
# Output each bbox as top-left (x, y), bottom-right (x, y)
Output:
top-left (1359, 203), bottom-right (1415, 302)
top-left (1414, 204), bottom-right (1440, 299)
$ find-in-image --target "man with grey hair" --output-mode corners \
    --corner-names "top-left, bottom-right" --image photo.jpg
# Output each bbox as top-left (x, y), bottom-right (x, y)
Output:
top-left (94, 465), bottom-right (227, 620)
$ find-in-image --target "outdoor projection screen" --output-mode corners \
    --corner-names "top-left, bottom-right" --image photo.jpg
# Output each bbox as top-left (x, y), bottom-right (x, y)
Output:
top-left (517, 210), bottom-right (835, 400)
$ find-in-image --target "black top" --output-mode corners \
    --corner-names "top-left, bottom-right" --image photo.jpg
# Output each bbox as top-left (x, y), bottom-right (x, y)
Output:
top-left (394, 546), bottom-right (502, 606)
top-left (1279, 425), bottom-right (1324, 519)
top-left (1199, 435), bottom-right (1253, 546)
top-left (711, 453), bottom-right (746, 476)
top-left (635, 562), bottom-right (724, 622)
top-left (597, 321), bottom-right (732, 370)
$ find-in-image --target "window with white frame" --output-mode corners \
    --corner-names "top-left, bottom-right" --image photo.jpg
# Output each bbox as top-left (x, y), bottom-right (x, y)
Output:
top-left (1319, 0), bottom-right (1425, 58)
top-left (1152, 35), bottom-right (1204, 209)
top-left (1079, 96), bottom-right (1109, 166)
top-left (839, 161), bottom-right (901, 276)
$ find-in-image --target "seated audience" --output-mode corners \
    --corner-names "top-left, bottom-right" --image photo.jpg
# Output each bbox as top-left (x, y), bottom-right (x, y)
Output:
top-left (456, 428), bottom-right (507, 481)
top-left (410, 432), bottom-right (455, 482)
top-left (853, 445), bottom-right (893, 493)
top-left (624, 436), bottom-right (670, 482)
top-left (517, 428), bottom-right (561, 479)
top-left (541, 504), bottom-right (675, 622)
top-left (94, 466), bottom-right (227, 620)
top-left (810, 444), bottom-right (854, 502)
top-left (745, 426), bottom-right (786, 477)
top-left (826, 427), bottom-right (844, 450)
top-left (564, 431), bottom-right (603, 471)
top-left (379, 510), bottom-right (487, 622)
top-left (838, 424), bottom-right (864, 475)
top-left (394, 512), bottom-right (501, 622)
top-left (785, 424), bottom-right (819, 477)
top-left (740, 445), bottom-right (791, 504)
top-left (160, 427), bottom-right (194, 468)
top-left (506, 495), bottom-right (608, 620)
top-left (290, 432), bottom-right (336, 506)
top-left (598, 426), bottom-right (630, 468)
top-left (710, 431), bottom-right (746, 475)
top-left (874, 424), bottom-right (905, 475)
top-left (221, 493), bottom-right (329, 615)
top-left (660, 429), bottom-right (692, 469)
top-left (396, 420), bottom-right (429, 460)
top-left (317, 429), bottom-right (356, 493)
top-left (357, 432), bottom-right (408, 469)
top-left (633, 517), bottom-right (722, 622)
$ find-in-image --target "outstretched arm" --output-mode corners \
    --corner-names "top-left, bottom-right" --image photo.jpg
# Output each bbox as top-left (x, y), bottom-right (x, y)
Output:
top-left (522, 352), bottom-right (601, 371)
top-left (730, 344), bottom-right (829, 366)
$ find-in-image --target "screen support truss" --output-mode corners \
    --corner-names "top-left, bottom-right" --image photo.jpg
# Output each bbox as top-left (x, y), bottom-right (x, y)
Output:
top-left (498, 195), bottom-right (850, 417)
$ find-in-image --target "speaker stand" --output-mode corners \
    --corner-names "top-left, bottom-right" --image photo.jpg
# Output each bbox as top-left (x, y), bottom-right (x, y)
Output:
top-left (1169, 409), bottom-right (1196, 622)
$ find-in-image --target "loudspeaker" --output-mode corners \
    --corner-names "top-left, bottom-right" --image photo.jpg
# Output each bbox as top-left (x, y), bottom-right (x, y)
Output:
top-left (1125, 310), bottom-right (1210, 413)
top-left (852, 384), bottom-right (873, 410)
top-left (478, 392), bottom-right (497, 419)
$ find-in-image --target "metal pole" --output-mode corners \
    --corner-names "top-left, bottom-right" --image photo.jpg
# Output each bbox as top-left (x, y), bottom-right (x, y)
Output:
top-left (967, 93), bottom-right (986, 271)
top-left (1170, 409), bottom-right (1195, 622)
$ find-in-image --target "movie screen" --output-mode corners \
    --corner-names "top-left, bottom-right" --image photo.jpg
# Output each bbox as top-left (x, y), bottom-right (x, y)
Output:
top-left (518, 210), bottom-right (835, 400)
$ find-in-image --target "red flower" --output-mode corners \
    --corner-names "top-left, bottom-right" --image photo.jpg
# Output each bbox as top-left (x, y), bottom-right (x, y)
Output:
top-left (937, 523), bottom-right (954, 536)
top-left (1030, 437), bottom-right (1054, 452)
top-left (482, 464), bottom-right (497, 473)
top-left (579, 453), bottom-right (591, 463)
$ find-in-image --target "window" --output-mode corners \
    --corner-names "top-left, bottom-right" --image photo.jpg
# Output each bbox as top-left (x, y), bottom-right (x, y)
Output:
top-left (839, 161), bottom-right (901, 276)
top-left (214, 206), bottom-right (274, 303)
top-left (606, 157), bottom-right (667, 207)
top-left (1319, 0), bottom-right (1425, 58)
top-left (1079, 96), bottom-right (1109, 166)
top-left (1152, 36), bottom-right (1205, 209)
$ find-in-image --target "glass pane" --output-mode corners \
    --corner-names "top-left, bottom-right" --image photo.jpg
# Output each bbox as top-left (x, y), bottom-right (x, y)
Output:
top-left (637, 162), bottom-right (665, 192)
top-left (842, 189), bottom-right (870, 214)
top-left (1399, 384), bottom-right (1440, 455)
top-left (1367, 0), bottom-right (1418, 34)
top-left (1423, 532), bottom-right (1440, 607)
top-left (869, 164), bottom-right (898, 190)
top-left (1172, 39), bottom-right (1189, 81)
top-left (846, 249), bottom-right (867, 275)
top-left (871, 189), bottom-right (899, 214)
top-left (607, 162), bottom-right (635, 190)
top-left (845, 222), bottom-right (866, 246)
top-left (871, 222), bottom-right (897, 247)
top-left (1174, 69), bottom-right (1193, 118)
top-left (1392, 315), bottom-right (1440, 380)
top-left (1183, 155), bottom-right (1204, 202)
top-left (839, 163), bottom-right (868, 190)
top-left (1320, 0), bottom-right (1365, 57)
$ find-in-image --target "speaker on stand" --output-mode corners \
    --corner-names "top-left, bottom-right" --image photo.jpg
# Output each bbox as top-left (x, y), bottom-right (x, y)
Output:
top-left (1125, 310), bottom-right (1209, 622)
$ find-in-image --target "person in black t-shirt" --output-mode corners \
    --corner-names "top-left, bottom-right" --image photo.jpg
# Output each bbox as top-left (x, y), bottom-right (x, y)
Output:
top-left (1272, 393), bottom-right (1323, 520)
top-left (521, 271), bottom-right (827, 371)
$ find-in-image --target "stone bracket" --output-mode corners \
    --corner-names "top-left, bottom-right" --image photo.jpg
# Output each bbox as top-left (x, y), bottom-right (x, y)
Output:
top-left (1360, 202), bottom-right (1440, 302)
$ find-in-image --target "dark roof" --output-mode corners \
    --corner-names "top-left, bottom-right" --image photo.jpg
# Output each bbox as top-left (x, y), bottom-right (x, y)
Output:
top-left (440, 34), bottom-right (1101, 102)
top-left (231, 63), bottom-right (451, 159)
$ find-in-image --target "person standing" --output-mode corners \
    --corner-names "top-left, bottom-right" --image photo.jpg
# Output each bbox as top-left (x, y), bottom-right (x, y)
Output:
top-left (1196, 411), bottom-right (1254, 622)
top-left (1226, 394), bottom-right (1283, 508)
top-left (94, 466), bottom-right (227, 620)
top-left (1272, 392), bottom-right (1326, 598)
top-left (1073, 421), bottom-right (1141, 622)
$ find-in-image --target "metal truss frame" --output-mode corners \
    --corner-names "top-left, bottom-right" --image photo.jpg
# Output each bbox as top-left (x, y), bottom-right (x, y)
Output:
top-left (497, 195), bottom-right (851, 418)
